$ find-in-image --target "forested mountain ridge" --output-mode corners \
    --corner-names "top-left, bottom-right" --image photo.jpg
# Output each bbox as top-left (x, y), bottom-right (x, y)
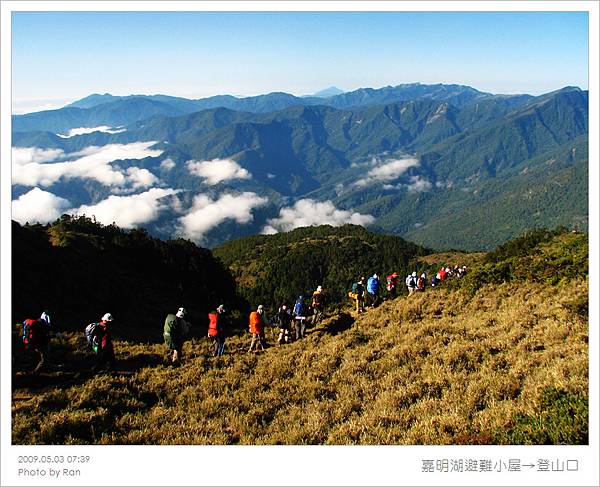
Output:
top-left (213, 224), bottom-right (431, 307)
top-left (11, 84), bottom-right (588, 250)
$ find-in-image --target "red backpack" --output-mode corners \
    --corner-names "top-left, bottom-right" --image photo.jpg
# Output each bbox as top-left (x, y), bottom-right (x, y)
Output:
top-left (22, 319), bottom-right (46, 348)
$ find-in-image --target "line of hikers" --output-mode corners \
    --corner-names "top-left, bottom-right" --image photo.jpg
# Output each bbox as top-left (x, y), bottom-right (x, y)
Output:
top-left (18, 266), bottom-right (465, 372)
top-left (161, 285), bottom-right (327, 365)
top-left (348, 264), bottom-right (468, 313)
top-left (17, 286), bottom-right (327, 372)
top-left (248, 286), bottom-right (324, 352)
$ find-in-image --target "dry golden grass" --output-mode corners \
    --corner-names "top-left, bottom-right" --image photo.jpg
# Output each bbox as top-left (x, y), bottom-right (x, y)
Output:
top-left (417, 250), bottom-right (486, 266)
top-left (12, 279), bottom-right (588, 445)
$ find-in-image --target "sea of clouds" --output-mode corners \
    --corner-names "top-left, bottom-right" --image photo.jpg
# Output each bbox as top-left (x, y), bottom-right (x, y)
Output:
top-left (12, 142), bottom-right (162, 189)
top-left (12, 143), bottom-right (376, 243)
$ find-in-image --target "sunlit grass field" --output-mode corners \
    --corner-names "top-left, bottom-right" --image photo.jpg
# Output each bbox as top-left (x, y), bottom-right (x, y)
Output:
top-left (12, 277), bottom-right (588, 445)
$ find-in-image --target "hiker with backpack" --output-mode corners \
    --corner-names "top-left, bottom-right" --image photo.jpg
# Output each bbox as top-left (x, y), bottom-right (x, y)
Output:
top-left (276, 304), bottom-right (292, 345)
top-left (164, 307), bottom-right (190, 366)
top-left (21, 316), bottom-right (49, 373)
top-left (417, 272), bottom-right (426, 292)
top-left (386, 272), bottom-right (399, 300)
top-left (86, 313), bottom-right (116, 373)
top-left (293, 295), bottom-right (307, 339)
top-left (350, 277), bottom-right (366, 313)
top-left (439, 267), bottom-right (448, 281)
top-left (366, 274), bottom-right (380, 308)
top-left (405, 271), bottom-right (418, 295)
top-left (248, 305), bottom-right (267, 352)
top-left (311, 286), bottom-right (325, 325)
top-left (207, 305), bottom-right (226, 357)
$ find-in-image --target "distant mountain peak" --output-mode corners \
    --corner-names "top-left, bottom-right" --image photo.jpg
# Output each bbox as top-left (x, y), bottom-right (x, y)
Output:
top-left (66, 93), bottom-right (120, 109)
top-left (312, 86), bottom-right (344, 98)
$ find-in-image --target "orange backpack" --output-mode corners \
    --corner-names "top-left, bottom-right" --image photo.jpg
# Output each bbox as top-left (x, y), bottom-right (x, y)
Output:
top-left (249, 311), bottom-right (262, 334)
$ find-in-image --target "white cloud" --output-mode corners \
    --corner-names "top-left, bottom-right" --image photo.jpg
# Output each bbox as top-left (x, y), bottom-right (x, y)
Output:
top-left (355, 156), bottom-right (420, 187)
top-left (124, 167), bottom-right (159, 190)
top-left (12, 98), bottom-right (74, 115)
top-left (178, 192), bottom-right (268, 242)
top-left (57, 126), bottom-right (127, 138)
top-left (12, 187), bottom-right (72, 224)
top-left (74, 188), bottom-right (178, 228)
top-left (111, 167), bottom-right (159, 194)
top-left (407, 175), bottom-right (433, 193)
top-left (262, 199), bottom-right (375, 234)
top-left (351, 156), bottom-right (378, 169)
top-left (12, 147), bottom-right (65, 165)
top-left (12, 142), bottom-right (162, 188)
top-left (383, 176), bottom-right (432, 192)
top-left (160, 158), bottom-right (176, 171)
top-left (186, 158), bottom-right (251, 185)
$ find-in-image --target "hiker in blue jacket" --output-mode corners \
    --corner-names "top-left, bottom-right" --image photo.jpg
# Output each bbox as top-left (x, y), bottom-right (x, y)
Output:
top-left (293, 295), bottom-right (307, 340)
top-left (366, 274), bottom-right (380, 308)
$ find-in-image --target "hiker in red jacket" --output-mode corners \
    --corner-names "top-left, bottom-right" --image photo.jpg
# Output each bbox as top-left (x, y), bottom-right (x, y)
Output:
top-left (386, 272), bottom-right (399, 300)
top-left (21, 317), bottom-right (49, 373)
top-left (248, 305), bottom-right (267, 353)
top-left (208, 305), bottom-right (226, 357)
top-left (92, 313), bottom-right (116, 373)
top-left (439, 267), bottom-right (447, 281)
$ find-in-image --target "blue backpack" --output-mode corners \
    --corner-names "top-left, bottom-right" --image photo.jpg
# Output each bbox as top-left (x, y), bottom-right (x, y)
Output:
top-left (294, 296), bottom-right (305, 317)
top-left (367, 277), bottom-right (378, 294)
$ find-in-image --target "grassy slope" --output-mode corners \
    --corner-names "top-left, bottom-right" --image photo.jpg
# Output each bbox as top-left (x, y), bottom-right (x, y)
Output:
top-left (12, 273), bottom-right (587, 445)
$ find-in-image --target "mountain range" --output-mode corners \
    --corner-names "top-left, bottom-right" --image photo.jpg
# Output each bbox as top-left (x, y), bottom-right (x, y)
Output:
top-left (11, 82), bottom-right (588, 250)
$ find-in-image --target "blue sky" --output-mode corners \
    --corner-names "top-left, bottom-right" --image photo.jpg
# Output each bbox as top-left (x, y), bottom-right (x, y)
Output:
top-left (11, 11), bottom-right (589, 111)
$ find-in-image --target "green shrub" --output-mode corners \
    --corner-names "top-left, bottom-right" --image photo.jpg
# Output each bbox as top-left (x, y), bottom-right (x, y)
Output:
top-left (498, 387), bottom-right (588, 445)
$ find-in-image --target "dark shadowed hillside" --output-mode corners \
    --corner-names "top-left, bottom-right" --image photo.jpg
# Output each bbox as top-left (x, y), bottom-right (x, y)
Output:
top-left (12, 216), bottom-right (241, 340)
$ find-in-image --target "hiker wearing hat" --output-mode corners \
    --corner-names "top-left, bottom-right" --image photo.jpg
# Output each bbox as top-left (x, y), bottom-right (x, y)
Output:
top-left (164, 307), bottom-right (190, 365)
top-left (386, 272), bottom-right (399, 300)
top-left (311, 286), bottom-right (325, 325)
top-left (208, 305), bottom-right (227, 357)
top-left (248, 305), bottom-right (267, 352)
top-left (406, 272), bottom-right (418, 296)
top-left (92, 313), bottom-right (116, 372)
top-left (366, 274), bottom-right (380, 308)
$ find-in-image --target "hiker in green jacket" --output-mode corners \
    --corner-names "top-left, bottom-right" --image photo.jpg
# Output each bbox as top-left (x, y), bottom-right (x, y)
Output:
top-left (164, 307), bottom-right (190, 365)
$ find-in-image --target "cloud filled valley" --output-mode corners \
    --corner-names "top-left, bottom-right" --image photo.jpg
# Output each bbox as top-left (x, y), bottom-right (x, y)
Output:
top-left (11, 139), bottom-right (379, 244)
